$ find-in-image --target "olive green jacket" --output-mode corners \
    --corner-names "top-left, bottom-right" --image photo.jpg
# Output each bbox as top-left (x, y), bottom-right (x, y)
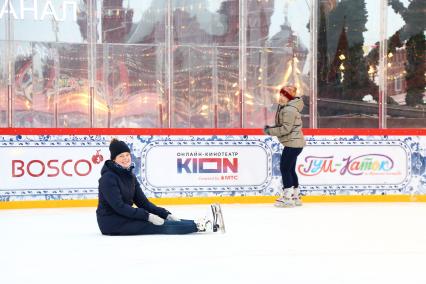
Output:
top-left (268, 97), bottom-right (305, 148)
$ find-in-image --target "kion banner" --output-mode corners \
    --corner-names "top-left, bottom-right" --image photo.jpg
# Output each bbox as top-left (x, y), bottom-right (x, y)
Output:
top-left (141, 142), bottom-right (271, 192)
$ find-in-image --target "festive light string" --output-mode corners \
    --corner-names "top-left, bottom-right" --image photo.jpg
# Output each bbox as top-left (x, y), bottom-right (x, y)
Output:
top-left (16, 61), bottom-right (301, 82)
top-left (12, 37), bottom-right (308, 104)
top-left (38, 50), bottom-right (305, 62)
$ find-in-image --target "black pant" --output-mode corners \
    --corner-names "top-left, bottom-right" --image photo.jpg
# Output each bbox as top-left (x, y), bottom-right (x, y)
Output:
top-left (280, 147), bottom-right (303, 189)
top-left (97, 214), bottom-right (198, 235)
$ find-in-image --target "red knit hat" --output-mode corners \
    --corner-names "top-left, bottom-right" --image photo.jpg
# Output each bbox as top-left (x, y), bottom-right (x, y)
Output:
top-left (279, 86), bottom-right (297, 100)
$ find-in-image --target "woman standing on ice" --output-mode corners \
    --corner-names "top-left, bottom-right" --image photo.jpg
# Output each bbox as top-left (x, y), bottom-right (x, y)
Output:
top-left (96, 138), bottom-right (224, 235)
top-left (263, 86), bottom-right (305, 207)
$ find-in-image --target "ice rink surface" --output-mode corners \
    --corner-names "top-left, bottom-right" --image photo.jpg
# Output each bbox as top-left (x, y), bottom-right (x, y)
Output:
top-left (1, 203), bottom-right (426, 284)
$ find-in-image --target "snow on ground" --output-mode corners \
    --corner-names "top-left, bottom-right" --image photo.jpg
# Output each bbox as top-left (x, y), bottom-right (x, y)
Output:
top-left (1, 203), bottom-right (426, 284)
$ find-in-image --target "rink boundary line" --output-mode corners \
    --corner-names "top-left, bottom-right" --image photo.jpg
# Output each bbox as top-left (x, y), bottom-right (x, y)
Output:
top-left (1, 195), bottom-right (426, 209)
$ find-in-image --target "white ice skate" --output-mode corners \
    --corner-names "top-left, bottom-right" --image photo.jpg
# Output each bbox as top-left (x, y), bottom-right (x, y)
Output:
top-left (196, 217), bottom-right (213, 232)
top-left (274, 187), bottom-right (295, 208)
top-left (293, 187), bottom-right (302, 206)
top-left (274, 196), bottom-right (295, 207)
top-left (211, 203), bottom-right (226, 233)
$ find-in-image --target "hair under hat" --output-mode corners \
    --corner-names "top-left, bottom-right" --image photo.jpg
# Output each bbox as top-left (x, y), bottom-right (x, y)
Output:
top-left (109, 138), bottom-right (131, 160)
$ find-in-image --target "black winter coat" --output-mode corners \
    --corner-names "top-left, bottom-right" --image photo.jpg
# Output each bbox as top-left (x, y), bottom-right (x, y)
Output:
top-left (96, 160), bottom-right (170, 235)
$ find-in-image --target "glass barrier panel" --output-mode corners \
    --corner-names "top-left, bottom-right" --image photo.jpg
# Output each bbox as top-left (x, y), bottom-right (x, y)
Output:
top-left (12, 42), bottom-right (60, 127)
top-left (101, 0), bottom-right (166, 44)
top-left (0, 40), bottom-right (6, 127)
top-left (245, 0), bottom-right (311, 128)
top-left (9, 0), bottom-right (85, 44)
top-left (171, 45), bottom-right (211, 128)
top-left (95, 44), bottom-right (165, 128)
top-left (54, 43), bottom-right (89, 127)
top-left (216, 47), bottom-right (239, 128)
top-left (172, 0), bottom-right (238, 46)
top-left (386, 0), bottom-right (426, 128)
top-left (171, 45), bottom-right (240, 128)
top-left (317, 0), bottom-right (380, 128)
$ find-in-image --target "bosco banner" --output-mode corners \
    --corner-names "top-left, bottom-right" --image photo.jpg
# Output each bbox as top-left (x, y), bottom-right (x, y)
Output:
top-left (0, 143), bottom-right (108, 192)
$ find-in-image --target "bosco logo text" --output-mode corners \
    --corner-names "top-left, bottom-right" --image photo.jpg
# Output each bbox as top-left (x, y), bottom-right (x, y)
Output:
top-left (12, 159), bottom-right (93, 177)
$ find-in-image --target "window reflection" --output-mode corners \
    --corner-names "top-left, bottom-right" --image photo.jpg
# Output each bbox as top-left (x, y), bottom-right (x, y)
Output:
top-left (170, 45), bottom-right (239, 128)
top-left (0, 16), bottom-right (5, 40)
top-left (172, 46), bottom-right (211, 128)
top-left (95, 44), bottom-right (165, 128)
top-left (171, 0), bottom-right (239, 128)
top-left (386, 0), bottom-right (426, 128)
top-left (216, 47), bottom-right (239, 128)
top-left (9, 0), bottom-right (85, 43)
top-left (0, 0), bottom-right (424, 129)
top-left (95, 1), bottom-right (167, 128)
top-left (11, 41), bottom-right (89, 128)
top-left (246, 0), bottom-right (310, 128)
top-left (13, 42), bottom-right (57, 127)
top-left (0, 41), bottom-right (6, 127)
top-left (172, 0), bottom-right (238, 46)
top-left (100, 0), bottom-right (166, 44)
top-left (317, 0), bottom-right (380, 128)
top-left (55, 43), bottom-right (89, 127)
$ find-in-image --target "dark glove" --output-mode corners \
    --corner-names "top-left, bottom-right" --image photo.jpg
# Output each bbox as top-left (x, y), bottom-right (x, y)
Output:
top-left (263, 125), bottom-right (271, 135)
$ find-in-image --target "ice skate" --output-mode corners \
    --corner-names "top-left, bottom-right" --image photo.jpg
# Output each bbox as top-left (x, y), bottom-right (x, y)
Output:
top-left (195, 217), bottom-right (213, 232)
top-left (293, 187), bottom-right (302, 206)
top-left (211, 203), bottom-right (226, 233)
top-left (274, 196), bottom-right (295, 207)
top-left (274, 187), bottom-right (295, 208)
top-left (293, 196), bottom-right (302, 206)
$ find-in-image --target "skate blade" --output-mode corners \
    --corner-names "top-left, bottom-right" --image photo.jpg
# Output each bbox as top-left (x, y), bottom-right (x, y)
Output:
top-left (214, 203), bottom-right (226, 233)
top-left (274, 201), bottom-right (295, 208)
top-left (210, 205), bottom-right (218, 232)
